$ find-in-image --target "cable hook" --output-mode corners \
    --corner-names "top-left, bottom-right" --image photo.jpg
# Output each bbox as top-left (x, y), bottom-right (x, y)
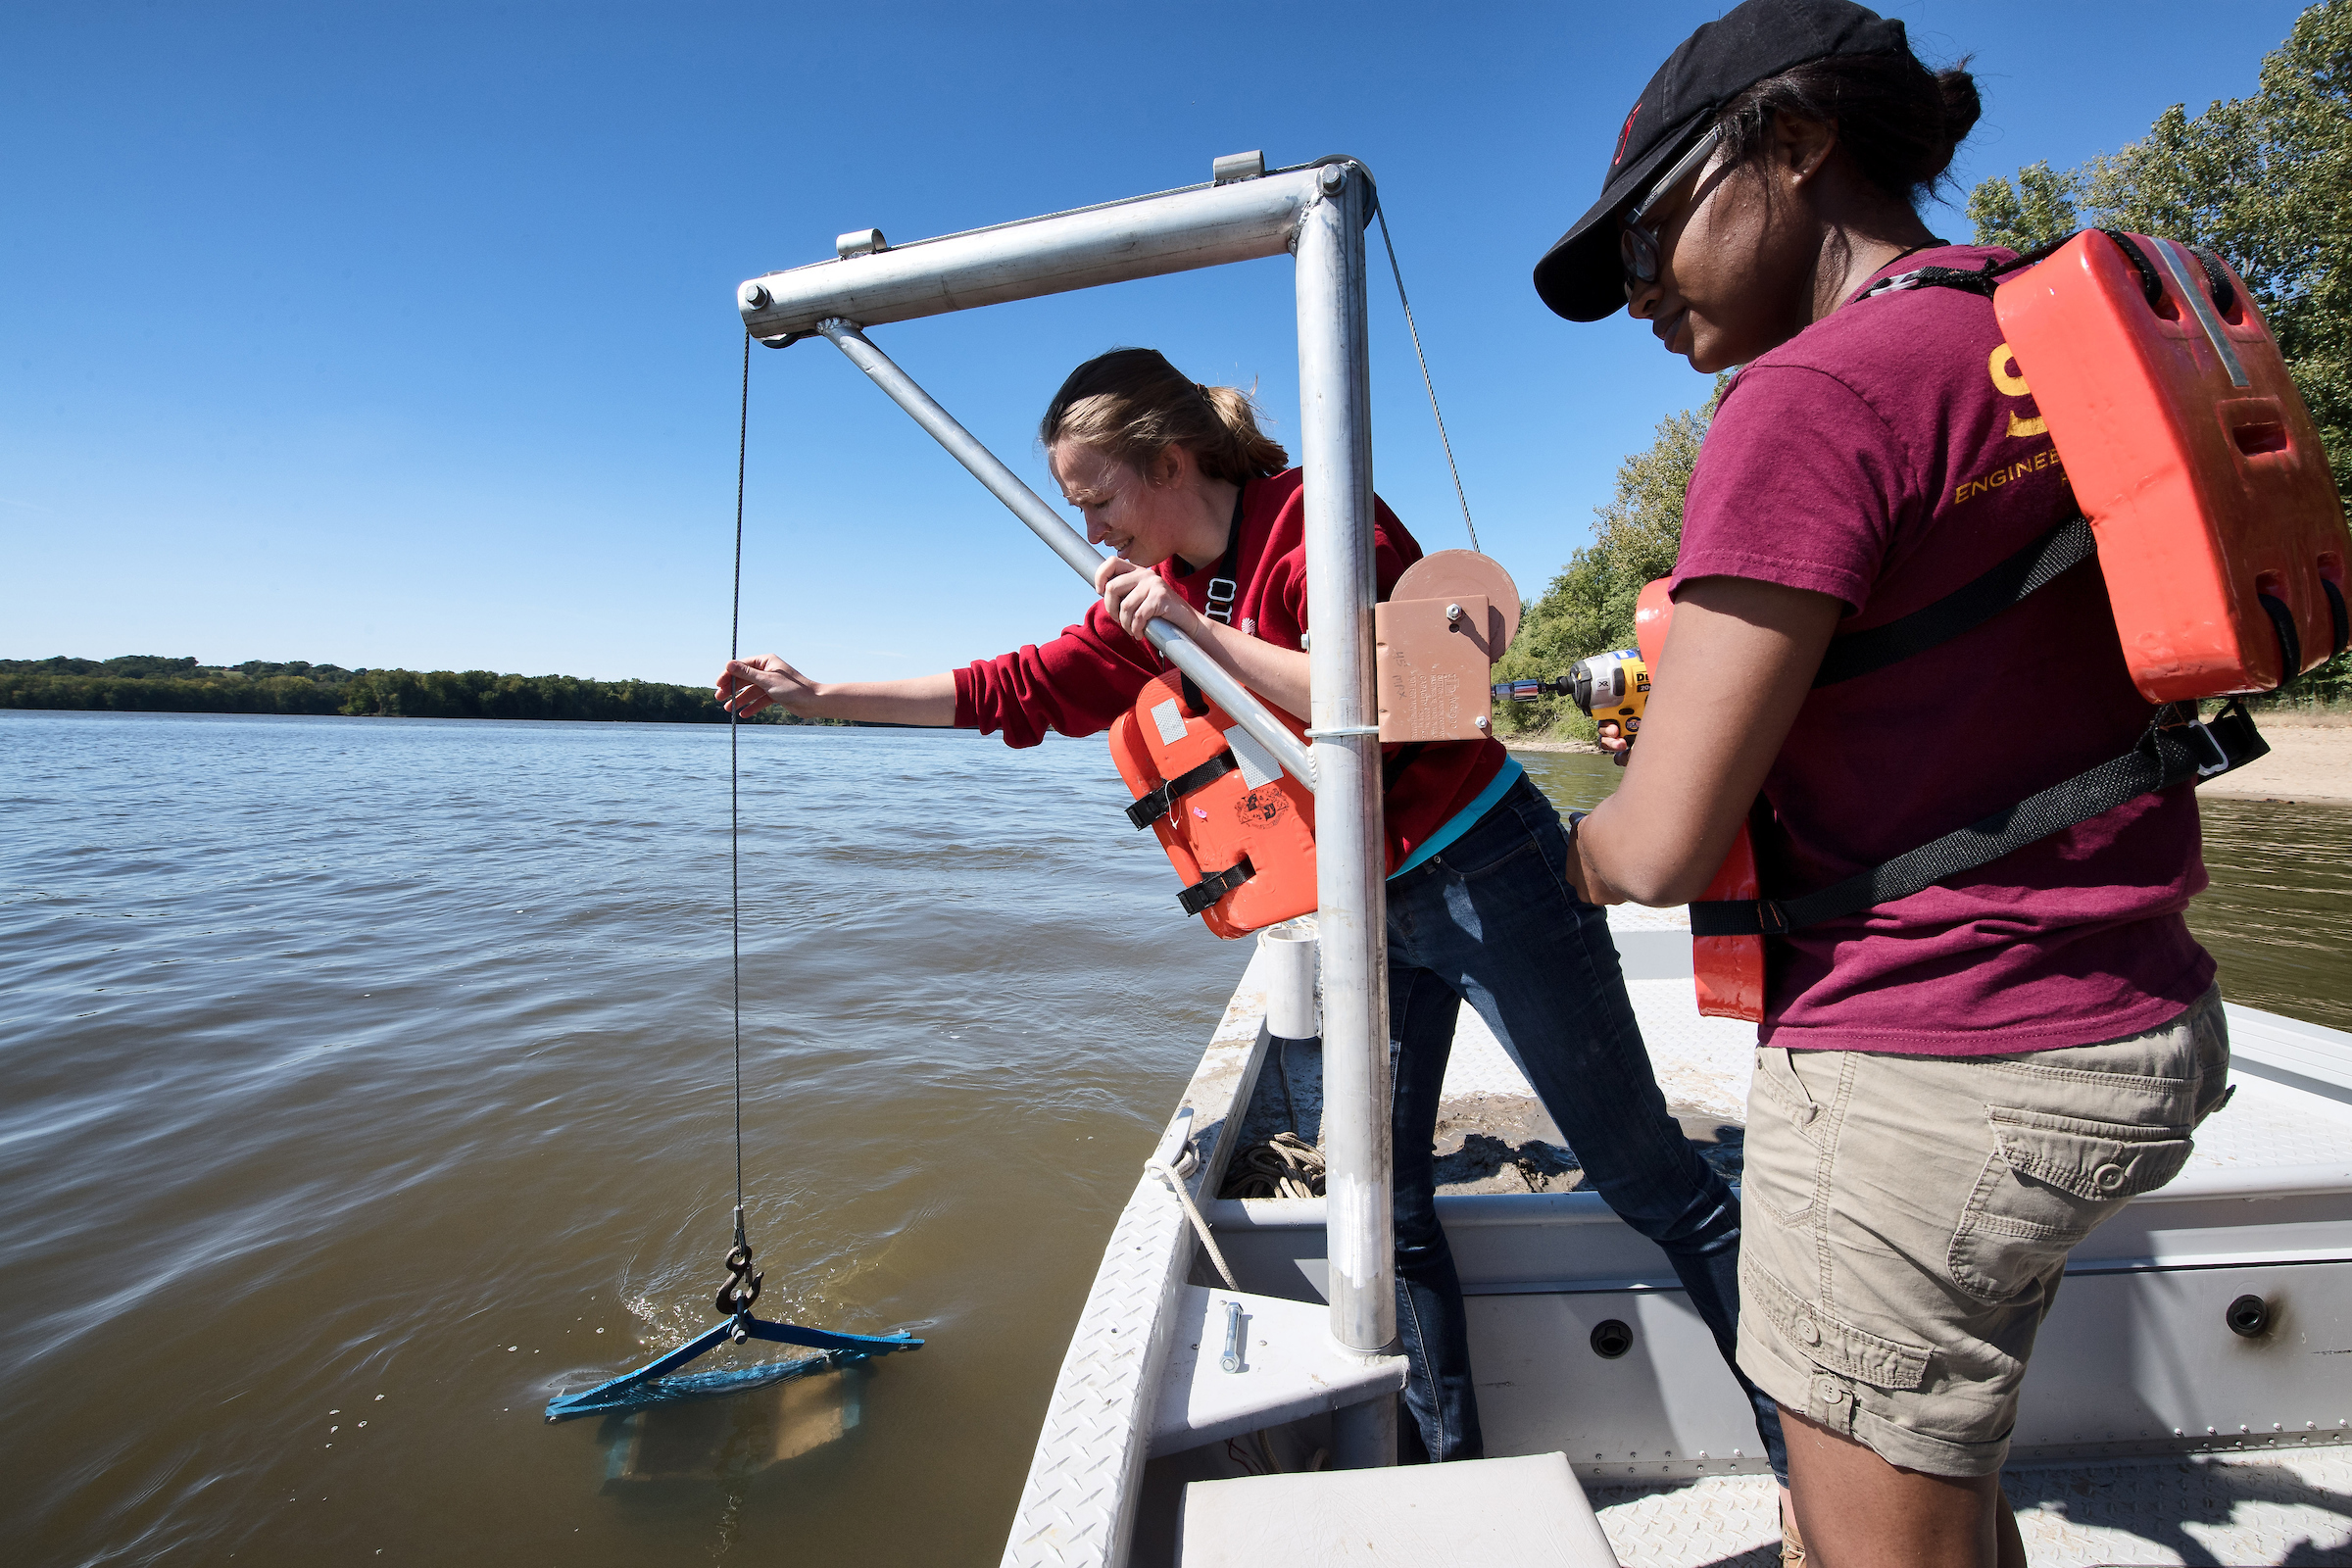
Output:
top-left (714, 1203), bottom-right (762, 1339)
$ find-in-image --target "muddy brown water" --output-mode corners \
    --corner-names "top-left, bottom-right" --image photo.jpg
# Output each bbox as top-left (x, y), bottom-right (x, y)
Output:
top-left (5, 713), bottom-right (2344, 1565)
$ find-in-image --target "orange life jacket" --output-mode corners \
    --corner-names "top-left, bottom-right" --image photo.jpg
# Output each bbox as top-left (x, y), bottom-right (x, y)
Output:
top-left (1996, 231), bottom-right (2347, 697)
top-left (1661, 232), bottom-right (2342, 1023)
top-left (1633, 580), bottom-right (1766, 1021)
top-left (1107, 670), bottom-right (1317, 939)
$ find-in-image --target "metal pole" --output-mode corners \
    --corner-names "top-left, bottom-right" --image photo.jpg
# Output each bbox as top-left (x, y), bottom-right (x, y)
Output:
top-left (739, 170), bottom-right (1325, 341)
top-left (1294, 162), bottom-right (1396, 1468)
top-left (813, 319), bottom-right (1316, 792)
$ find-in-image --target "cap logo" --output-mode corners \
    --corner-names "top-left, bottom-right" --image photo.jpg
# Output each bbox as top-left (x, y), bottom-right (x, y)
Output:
top-left (1613, 102), bottom-right (1642, 167)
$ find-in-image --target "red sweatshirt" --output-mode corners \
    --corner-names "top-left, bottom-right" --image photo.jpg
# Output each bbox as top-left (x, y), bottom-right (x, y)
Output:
top-left (953, 467), bottom-right (1506, 871)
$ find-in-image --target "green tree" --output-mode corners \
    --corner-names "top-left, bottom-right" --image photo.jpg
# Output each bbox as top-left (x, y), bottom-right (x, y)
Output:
top-left (1964, 160), bottom-right (2080, 254)
top-left (1, 656), bottom-right (834, 723)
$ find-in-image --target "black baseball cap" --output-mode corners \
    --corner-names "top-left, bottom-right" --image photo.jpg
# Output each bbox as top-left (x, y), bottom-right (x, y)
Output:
top-left (1532, 0), bottom-right (1913, 322)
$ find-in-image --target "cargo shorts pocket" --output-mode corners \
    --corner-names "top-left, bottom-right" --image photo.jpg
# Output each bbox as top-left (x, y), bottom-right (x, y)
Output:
top-left (1948, 1106), bottom-right (2193, 1302)
top-left (1743, 1048), bottom-right (1824, 1228)
top-left (1749, 1267), bottom-right (1930, 1393)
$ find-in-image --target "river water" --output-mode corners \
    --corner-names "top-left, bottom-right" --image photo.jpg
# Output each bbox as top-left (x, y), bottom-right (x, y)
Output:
top-left (5, 711), bottom-right (2346, 1566)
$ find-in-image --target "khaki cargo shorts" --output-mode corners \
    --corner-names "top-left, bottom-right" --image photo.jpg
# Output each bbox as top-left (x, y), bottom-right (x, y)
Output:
top-left (1735, 985), bottom-right (2231, 1476)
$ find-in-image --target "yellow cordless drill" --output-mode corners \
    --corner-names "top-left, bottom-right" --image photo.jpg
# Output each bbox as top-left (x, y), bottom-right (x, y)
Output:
top-left (1493, 650), bottom-right (1649, 757)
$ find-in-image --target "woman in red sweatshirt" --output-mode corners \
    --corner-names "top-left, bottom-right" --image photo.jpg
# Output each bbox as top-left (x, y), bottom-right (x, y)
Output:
top-left (717, 348), bottom-right (1785, 1474)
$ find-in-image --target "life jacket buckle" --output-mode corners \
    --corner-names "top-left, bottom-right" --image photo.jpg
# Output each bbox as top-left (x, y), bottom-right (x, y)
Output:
top-left (2184, 720), bottom-right (2234, 778)
top-left (1178, 857), bottom-right (1255, 916)
top-left (1205, 577), bottom-right (1239, 624)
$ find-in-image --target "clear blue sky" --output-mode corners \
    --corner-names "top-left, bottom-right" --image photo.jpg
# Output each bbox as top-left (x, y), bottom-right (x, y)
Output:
top-left (1, 1), bottom-right (2314, 686)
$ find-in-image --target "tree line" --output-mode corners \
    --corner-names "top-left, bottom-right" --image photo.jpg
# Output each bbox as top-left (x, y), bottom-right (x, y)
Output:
top-left (1497, 0), bottom-right (2351, 738)
top-left (0, 655), bottom-right (832, 724)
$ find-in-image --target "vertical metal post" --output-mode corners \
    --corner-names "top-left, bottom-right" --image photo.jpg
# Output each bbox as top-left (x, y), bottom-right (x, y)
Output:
top-left (1295, 161), bottom-right (1396, 1468)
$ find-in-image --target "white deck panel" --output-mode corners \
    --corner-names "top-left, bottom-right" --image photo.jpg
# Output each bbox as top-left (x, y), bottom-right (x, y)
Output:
top-left (1591, 1449), bottom-right (2352, 1567)
top-left (1180, 1452), bottom-right (1618, 1567)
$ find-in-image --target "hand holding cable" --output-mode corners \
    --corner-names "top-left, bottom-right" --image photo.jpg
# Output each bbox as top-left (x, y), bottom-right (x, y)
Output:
top-left (716, 653), bottom-right (818, 718)
top-left (714, 657), bottom-right (957, 726)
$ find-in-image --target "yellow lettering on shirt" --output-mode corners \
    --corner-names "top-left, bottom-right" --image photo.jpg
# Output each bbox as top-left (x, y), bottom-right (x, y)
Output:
top-left (1988, 343), bottom-right (2032, 397)
top-left (1950, 444), bottom-right (2067, 508)
top-left (1987, 341), bottom-right (2048, 438)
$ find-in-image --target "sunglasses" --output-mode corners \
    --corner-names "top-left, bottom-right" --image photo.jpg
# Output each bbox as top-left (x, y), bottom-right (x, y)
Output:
top-left (1621, 124), bottom-right (1723, 294)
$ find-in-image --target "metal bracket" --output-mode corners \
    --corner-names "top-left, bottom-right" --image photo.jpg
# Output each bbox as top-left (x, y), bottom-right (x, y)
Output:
top-left (1212, 150), bottom-right (1265, 184)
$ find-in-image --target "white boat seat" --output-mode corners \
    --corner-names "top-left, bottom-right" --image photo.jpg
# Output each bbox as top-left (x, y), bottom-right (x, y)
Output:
top-left (1148, 1285), bottom-right (1407, 1458)
top-left (1176, 1450), bottom-right (1620, 1566)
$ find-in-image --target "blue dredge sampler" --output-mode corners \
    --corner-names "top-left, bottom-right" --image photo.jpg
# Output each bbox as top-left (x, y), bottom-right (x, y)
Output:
top-left (544, 1312), bottom-right (920, 1424)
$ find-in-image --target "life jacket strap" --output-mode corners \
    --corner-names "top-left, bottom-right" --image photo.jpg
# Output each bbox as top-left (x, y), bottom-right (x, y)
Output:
top-left (1125, 752), bottom-right (1242, 830)
top-left (1178, 857), bottom-right (1256, 916)
top-left (1690, 701), bottom-right (2270, 938)
top-left (1814, 515), bottom-right (2098, 688)
top-left (1859, 229), bottom-right (2183, 314)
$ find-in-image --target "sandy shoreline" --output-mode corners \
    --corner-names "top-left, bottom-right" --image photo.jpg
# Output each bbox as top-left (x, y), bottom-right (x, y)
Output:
top-left (1504, 714), bottom-right (2350, 805)
top-left (2196, 714), bottom-right (2352, 805)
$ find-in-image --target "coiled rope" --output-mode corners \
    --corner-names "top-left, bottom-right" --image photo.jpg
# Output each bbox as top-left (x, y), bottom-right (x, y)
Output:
top-left (1220, 1131), bottom-right (1326, 1200)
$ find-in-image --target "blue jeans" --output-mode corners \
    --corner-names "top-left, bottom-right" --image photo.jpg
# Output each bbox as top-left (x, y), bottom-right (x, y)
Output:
top-left (1383, 774), bottom-right (1787, 1480)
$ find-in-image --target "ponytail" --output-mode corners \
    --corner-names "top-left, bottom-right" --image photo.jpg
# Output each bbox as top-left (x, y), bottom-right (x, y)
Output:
top-left (1717, 50), bottom-right (1984, 208)
top-left (1040, 348), bottom-right (1288, 483)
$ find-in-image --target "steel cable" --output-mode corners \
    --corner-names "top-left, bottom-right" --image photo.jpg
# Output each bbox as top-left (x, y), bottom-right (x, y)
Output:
top-left (731, 326), bottom-right (750, 1227)
top-left (1372, 205), bottom-right (1477, 553)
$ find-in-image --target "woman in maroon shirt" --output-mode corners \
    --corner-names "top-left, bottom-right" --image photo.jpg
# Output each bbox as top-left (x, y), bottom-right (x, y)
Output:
top-left (1534, 2), bottom-right (2230, 1563)
top-left (718, 347), bottom-right (1788, 1475)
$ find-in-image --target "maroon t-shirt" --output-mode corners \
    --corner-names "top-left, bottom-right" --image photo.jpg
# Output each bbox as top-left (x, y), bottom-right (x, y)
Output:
top-left (955, 466), bottom-right (1505, 871)
top-left (1676, 244), bottom-right (2213, 1054)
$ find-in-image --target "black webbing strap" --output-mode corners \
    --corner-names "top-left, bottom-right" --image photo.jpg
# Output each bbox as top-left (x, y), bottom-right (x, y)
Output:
top-left (2192, 246), bottom-right (2238, 318)
top-left (1126, 751), bottom-right (1240, 830)
top-left (1179, 857), bottom-right (1255, 915)
top-left (1203, 481), bottom-right (1246, 625)
top-left (1690, 705), bottom-right (2269, 937)
top-left (2097, 229), bottom-right (2168, 310)
top-left (2258, 591), bottom-right (2304, 684)
top-left (1814, 516), bottom-right (2099, 688)
top-left (1860, 229), bottom-right (2184, 313)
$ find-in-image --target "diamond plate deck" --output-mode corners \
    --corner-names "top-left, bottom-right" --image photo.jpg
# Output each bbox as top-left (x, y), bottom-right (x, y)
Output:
top-left (1590, 1448), bottom-right (2352, 1567)
top-left (999, 937), bottom-right (1275, 1568)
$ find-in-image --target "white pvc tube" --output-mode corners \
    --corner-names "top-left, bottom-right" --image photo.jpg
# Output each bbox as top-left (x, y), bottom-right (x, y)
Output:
top-left (1258, 920), bottom-right (1319, 1041)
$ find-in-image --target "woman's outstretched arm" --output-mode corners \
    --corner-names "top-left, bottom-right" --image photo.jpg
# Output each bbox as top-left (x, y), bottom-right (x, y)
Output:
top-left (717, 656), bottom-right (957, 726)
